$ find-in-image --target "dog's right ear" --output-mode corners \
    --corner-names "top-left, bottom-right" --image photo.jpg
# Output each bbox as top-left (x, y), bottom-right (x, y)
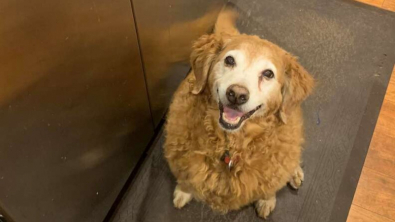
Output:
top-left (190, 34), bottom-right (223, 94)
top-left (190, 7), bottom-right (239, 94)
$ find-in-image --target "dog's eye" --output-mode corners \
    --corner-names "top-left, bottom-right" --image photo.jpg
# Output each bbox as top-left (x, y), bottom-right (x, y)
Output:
top-left (262, 70), bottom-right (274, 79)
top-left (224, 56), bottom-right (235, 66)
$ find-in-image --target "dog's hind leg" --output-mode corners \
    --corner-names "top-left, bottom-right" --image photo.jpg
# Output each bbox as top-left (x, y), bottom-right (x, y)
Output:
top-left (173, 184), bottom-right (193, 209)
top-left (255, 195), bottom-right (276, 219)
top-left (289, 165), bottom-right (304, 190)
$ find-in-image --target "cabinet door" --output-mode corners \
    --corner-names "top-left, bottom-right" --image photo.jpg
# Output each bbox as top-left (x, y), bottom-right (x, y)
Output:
top-left (132, 0), bottom-right (225, 126)
top-left (0, 0), bottom-right (153, 221)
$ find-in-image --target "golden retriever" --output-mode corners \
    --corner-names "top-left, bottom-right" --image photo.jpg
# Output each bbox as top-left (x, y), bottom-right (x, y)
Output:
top-left (164, 8), bottom-right (314, 219)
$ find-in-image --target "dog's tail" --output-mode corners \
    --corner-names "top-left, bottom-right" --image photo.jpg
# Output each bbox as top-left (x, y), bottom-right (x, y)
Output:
top-left (214, 5), bottom-right (240, 36)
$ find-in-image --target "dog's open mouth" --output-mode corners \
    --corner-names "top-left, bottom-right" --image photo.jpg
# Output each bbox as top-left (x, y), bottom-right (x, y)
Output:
top-left (219, 102), bottom-right (262, 130)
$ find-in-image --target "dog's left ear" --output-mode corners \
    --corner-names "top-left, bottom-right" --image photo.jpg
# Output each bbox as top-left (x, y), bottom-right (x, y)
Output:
top-left (279, 54), bottom-right (314, 123)
top-left (190, 34), bottom-right (223, 94)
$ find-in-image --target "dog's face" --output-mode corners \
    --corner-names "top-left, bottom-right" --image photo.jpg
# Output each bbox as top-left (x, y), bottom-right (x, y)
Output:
top-left (191, 34), bottom-right (314, 132)
top-left (212, 37), bottom-right (285, 131)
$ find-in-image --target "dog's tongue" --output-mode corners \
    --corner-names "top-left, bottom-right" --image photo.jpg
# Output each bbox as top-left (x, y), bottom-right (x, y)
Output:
top-left (223, 106), bottom-right (244, 119)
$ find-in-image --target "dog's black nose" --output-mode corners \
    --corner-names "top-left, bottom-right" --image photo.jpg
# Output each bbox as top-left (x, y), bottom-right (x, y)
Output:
top-left (226, 84), bottom-right (249, 105)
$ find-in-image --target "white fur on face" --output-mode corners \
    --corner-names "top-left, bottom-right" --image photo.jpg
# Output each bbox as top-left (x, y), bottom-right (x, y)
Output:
top-left (211, 49), bottom-right (282, 115)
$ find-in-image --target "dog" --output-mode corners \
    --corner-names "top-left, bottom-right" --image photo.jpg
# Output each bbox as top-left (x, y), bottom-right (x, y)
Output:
top-left (164, 8), bottom-right (314, 219)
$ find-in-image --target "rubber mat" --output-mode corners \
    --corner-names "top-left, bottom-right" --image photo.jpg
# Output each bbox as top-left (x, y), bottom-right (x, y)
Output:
top-left (110, 0), bottom-right (395, 221)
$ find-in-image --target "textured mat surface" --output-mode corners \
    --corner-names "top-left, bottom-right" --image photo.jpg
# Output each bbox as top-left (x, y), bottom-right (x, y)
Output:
top-left (110, 0), bottom-right (395, 221)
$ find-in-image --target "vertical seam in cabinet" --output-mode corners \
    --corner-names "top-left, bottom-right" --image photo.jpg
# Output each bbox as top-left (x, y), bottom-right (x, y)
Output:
top-left (129, 0), bottom-right (155, 129)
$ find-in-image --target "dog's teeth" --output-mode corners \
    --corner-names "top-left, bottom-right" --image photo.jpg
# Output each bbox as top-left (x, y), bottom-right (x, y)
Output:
top-left (223, 115), bottom-right (240, 124)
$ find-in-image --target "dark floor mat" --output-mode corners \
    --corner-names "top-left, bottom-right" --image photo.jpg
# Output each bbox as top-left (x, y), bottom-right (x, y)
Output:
top-left (109, 0), bottom-right (395, 221)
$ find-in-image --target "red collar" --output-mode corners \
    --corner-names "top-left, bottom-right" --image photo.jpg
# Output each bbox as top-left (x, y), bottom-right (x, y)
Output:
top-left (221, 150), bottom-right (240, 169)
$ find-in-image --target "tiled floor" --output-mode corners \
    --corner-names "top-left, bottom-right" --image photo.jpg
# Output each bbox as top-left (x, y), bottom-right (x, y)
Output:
top-left (347, 65), bottom-right (395, 221)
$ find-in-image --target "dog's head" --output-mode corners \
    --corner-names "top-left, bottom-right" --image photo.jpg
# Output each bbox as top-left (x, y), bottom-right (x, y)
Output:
top-left (190, 12), bottom-right (314, 132)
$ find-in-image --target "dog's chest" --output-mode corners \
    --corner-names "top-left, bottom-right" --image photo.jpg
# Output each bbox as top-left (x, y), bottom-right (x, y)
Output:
top-left (208, 134), bottom-right (270, 173)
top-left (194, 139), bottom-right (273, 208)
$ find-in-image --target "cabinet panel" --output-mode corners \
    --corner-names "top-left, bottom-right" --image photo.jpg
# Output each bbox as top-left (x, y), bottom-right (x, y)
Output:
top-left (132, 0), bottom-right (225, 126)
top-left (0, 0), bottom-right (153, 221)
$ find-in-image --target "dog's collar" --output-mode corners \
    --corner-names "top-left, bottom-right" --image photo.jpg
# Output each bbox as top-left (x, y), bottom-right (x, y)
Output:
top-left (221, 132), bottom-right (240, 170)
top-left (221, 150), bottom-right (239, 170)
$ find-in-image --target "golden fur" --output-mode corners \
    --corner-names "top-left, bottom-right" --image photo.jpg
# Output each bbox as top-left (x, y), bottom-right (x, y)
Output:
top-left (164, 9), bottom-right (314, 219)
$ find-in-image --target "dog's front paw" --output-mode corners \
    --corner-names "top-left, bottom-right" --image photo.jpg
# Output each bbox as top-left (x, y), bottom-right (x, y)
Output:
top-left (173, 185), bottom-right (193, 209)
top-left (289, 165), bottom-right (304, 190)
top-left (255, 196), bottom-right (276, 219)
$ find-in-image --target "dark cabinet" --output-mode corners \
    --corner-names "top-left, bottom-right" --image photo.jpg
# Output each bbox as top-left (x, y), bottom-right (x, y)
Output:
top-left (132, 0), bottom-right (225, 126)
top-left (0, 0), bottom-right (223, 221)
top-left (0, 0), bottom-right (153, 221)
